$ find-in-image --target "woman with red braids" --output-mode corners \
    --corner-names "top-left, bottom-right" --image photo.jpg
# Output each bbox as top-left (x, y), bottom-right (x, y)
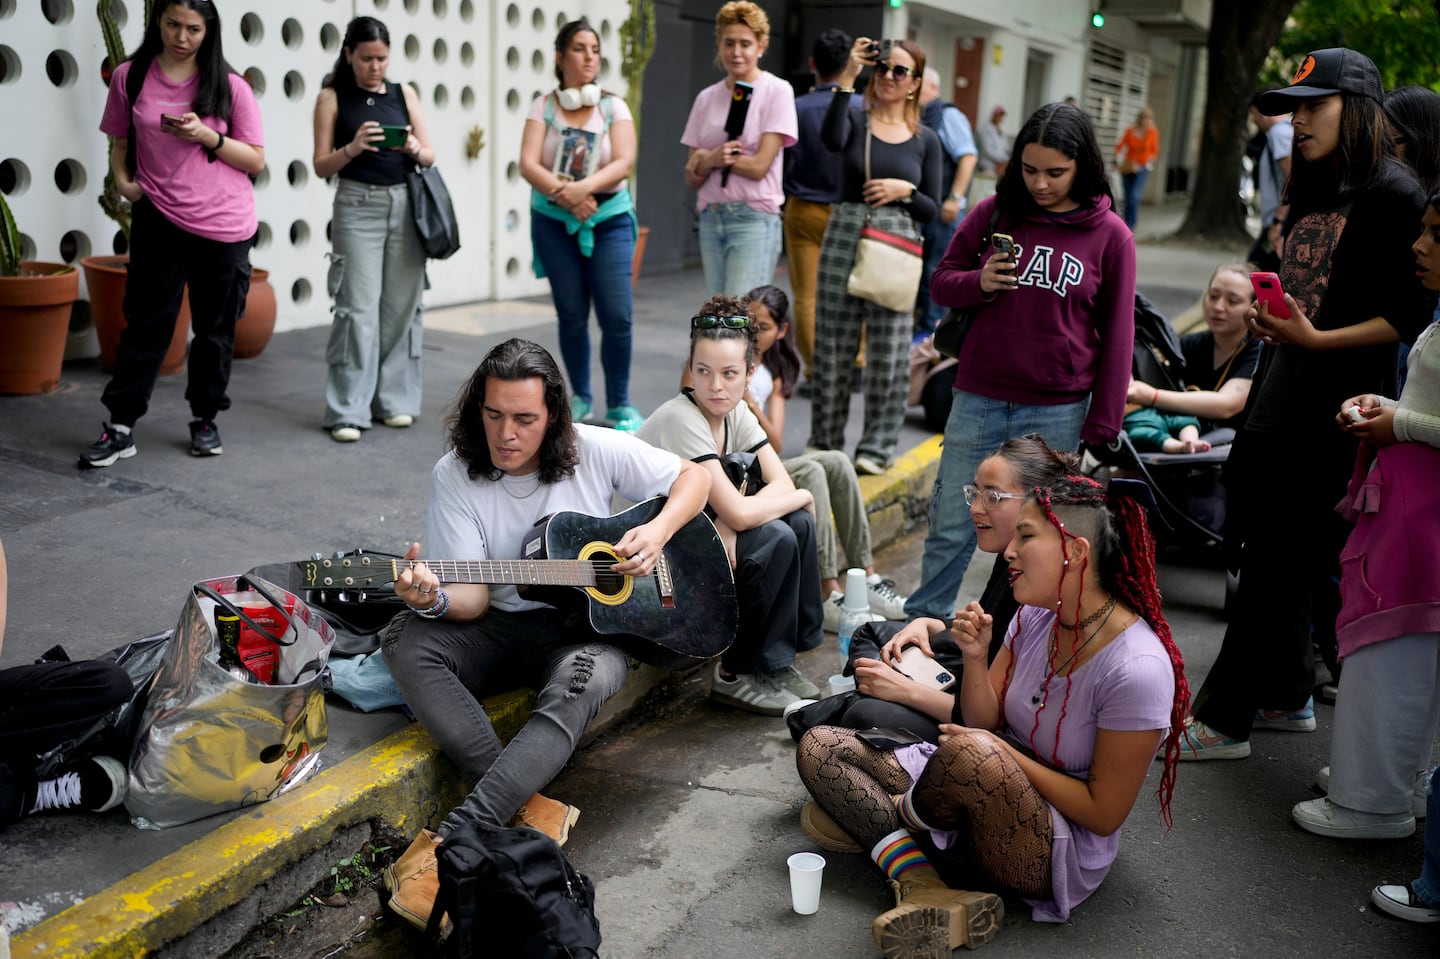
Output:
top-left (796, 475), bottom-right (1187, 953)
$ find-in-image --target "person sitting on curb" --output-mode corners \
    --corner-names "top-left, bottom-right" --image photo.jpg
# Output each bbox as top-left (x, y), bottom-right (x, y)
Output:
top-left (380, 338), bottom-right (709, 931)
top-left (0, 535), bottom-right (133, 831)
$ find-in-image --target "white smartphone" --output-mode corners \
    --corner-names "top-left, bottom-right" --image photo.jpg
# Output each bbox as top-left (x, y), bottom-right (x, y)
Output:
top-left (895, 646), bottom-right (957, 691)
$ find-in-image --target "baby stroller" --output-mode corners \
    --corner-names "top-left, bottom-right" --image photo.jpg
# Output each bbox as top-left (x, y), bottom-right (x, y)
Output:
top-left (1084, 291), bottom-right (1234, 556)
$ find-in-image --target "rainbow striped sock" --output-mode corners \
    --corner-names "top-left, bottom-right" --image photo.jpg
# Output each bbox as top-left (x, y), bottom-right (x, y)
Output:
top-left (871, 828), bottom-right (930, 882)
top-left (895, 787), bottom-right (935, 833)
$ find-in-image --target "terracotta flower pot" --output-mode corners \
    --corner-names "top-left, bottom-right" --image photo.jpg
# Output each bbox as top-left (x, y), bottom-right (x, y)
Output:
top-left (233, 267), bottom-right (276, 359)
top-left (0, 261), bottom-right (80, 395)
top-left (80, 254), bottom-right (189, 375)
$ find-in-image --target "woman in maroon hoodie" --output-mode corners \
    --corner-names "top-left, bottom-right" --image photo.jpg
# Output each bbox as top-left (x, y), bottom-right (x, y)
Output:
top-left (904, 102), bottom-right (1136, 623)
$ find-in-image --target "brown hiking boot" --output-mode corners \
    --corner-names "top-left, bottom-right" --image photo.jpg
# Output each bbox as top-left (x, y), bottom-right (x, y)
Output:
top-left (383, 829), bottom-right (443, 931)
top-left (800, 800), bottom-right (862, 854)
top-left (873, 870), bottom-right (1003, 956)
top-left (509, 792), bottom-right (580, 846)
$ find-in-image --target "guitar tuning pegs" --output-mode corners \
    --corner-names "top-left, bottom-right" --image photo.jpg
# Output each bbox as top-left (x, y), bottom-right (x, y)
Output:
top-left (331, 550), bottom-right (346, 559)
top-left (311, 552), bottom-right (325, 561)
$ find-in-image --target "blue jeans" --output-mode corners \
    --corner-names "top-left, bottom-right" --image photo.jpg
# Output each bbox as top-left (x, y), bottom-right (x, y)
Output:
top-left (532, 211), bottom-right (636, 410)
top-left (916, 213), bottom-right (961, 335)
top-left (904, 389), bottom-right (1088, 621)
top-left (1121, 169), bottom-right (1150, 230)
top-left (1416, 765), bottom-right (1440, 906)
top-left (697, 202), bottom-right (783, 297)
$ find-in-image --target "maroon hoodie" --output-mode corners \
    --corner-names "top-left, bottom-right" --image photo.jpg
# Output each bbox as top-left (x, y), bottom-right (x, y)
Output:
top-left (931, 192), bottom-right (1136, 444)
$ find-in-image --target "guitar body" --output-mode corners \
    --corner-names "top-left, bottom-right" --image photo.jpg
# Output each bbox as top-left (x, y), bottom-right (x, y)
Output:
top-left (519, 499), bottom-right (738, 669)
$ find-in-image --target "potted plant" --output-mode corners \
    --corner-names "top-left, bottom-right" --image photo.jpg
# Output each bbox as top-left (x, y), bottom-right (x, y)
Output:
top-left (0, 194), bottom-right (81, 395)
top-left (619, 0), bottom-right (655, 285)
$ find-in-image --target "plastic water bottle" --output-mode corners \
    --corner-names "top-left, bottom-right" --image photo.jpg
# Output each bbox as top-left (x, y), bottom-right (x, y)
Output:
top-left (836, 568), bottom-right (871, 673)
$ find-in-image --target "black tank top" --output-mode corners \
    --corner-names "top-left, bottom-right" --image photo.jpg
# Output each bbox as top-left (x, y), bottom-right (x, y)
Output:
top-left (334, 82), bottom-right (409, 185)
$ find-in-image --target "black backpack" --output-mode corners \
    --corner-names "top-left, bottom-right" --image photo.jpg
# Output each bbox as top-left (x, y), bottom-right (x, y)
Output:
top-left (429, 822), bottom-right (601, 959)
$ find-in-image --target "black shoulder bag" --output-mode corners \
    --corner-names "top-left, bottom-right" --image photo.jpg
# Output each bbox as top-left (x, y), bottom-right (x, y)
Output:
top-left (398, 85), bottom-right (462, 259)
top-left (932, 204), bottom-right (1003, 359)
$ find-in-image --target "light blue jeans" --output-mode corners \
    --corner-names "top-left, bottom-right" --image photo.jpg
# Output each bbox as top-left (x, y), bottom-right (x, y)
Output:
top-left (324, 179), bottom-right (426, 429)
top-left (698, 202), bottom-right (783, 297)
top-left (904, 389), bottom-right (1088, 621)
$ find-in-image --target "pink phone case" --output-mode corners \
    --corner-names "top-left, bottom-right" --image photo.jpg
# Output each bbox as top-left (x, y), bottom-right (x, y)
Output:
top-left (1250, 271), bottom-right (1291, 319)
top-left (896, 647), bottom-right (957, 691)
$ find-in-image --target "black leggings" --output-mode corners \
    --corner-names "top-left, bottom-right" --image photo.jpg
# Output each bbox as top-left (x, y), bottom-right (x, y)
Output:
top-left (796, 724), bottom-right (1054, 897)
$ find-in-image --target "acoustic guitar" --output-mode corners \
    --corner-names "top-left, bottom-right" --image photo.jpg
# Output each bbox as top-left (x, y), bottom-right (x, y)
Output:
top-left (293, 498), bottom-right (737, 670)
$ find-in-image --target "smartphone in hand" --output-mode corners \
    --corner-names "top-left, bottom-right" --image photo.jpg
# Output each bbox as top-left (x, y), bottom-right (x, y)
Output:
top-left (895, 646), bottom-right (957, 691)
top-left (160, 113), bottom-right (185, 130)
top-left (990, 231), bottom-right (1020, 273)
top-left (1250, 271), bottom-right (1291, 319)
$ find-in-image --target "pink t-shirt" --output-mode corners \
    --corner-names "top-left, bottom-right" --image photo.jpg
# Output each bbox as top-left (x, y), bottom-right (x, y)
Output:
top-left (526, 92), bottom-right (633, 181)
top-left (100, 60), bottom-right (263, 243)
top-left (680, 71), bottom-right (797, 215)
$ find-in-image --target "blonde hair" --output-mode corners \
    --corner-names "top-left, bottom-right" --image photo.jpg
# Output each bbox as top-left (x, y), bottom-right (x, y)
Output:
top-left (864, 39), bottom-right (927, 132)
top-left (715, 1), bottom-right (770, 46)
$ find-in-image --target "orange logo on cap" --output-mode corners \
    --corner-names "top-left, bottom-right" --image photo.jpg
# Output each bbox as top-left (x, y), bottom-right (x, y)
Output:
top-left (1292, 56), bottom-right (1316, 84)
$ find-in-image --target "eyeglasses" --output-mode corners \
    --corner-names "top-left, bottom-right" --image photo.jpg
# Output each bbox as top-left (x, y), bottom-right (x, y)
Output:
top-left (962, 484), bottom-right (1028, 511)
top-left (691, 314), bottom-right (751, 330)
top-left (874, 62), bottom-right (914, 80)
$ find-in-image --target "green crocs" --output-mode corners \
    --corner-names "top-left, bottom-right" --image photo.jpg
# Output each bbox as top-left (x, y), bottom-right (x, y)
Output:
top-left (569, 395), bottom-right (592, 423)
top-left (605, 405), bottom-right (645, 432)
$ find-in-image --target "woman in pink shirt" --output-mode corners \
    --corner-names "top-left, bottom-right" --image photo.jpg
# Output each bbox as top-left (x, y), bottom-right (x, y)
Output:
top-left (81, 0), bottom-right (264, 467)
top-left (681, 1), bottom-right (797, 296)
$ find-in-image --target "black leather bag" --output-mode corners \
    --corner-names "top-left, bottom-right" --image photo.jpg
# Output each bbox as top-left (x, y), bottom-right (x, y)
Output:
top-left (933, 206), bottom-right (1003, 359)
top-left (407, 164), bottom-right (462, 259)
top-left (719, 451), bottom-right (766, 496)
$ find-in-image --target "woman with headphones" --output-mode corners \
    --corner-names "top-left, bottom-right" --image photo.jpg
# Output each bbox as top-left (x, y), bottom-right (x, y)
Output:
top-left (519, 19), bottom-right (643, 432)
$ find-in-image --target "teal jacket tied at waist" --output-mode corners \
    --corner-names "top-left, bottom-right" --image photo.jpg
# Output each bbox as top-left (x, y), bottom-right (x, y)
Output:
top-left (530, 190), bottom-right (636, 278)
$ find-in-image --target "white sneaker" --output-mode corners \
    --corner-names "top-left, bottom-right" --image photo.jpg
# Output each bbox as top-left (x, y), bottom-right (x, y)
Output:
top-left (331, 425), bottom-right (362, 442)
top-left (1292, 797), bottom-right (1415, 839)
top-left (866, 576), bottom-right (909, 620)
top-left (821, 591), bottom-right (886, 634)
top-left (1314, 766), bottom-right (1429, 819)
top-left (1371, 882), bottom-right (1440, 923)
top-left (710, 665), bottom-right (798, 716)
top-left (382, 414), bottom-right (415, 428)
top-left (854, 454), bottom-right (887, 476)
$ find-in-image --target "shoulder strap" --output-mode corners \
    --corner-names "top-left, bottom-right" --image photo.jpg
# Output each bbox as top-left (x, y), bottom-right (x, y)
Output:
top-left (123, 56), bottom-right (153, 176)
top-left (395, 81), bottom-right (411, 123)
top-left (544, 91), bottom-right (555, 127)
top-left (599, 95), bottom-right (613, 132)
top-left (863, 116), bottom-right (873, 182)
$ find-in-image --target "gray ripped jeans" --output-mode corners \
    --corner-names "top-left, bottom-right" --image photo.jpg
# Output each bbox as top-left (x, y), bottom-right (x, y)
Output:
top-left (383, 607), bottom-right (629, 835)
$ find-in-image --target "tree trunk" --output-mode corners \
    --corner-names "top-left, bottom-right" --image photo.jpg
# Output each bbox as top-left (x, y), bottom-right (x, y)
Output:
top-left (1177, 0), bottom-right (1301, 241)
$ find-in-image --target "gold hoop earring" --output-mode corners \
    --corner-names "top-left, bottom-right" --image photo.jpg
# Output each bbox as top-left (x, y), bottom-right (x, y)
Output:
top-left (906, 90), bottom-right (917, 100)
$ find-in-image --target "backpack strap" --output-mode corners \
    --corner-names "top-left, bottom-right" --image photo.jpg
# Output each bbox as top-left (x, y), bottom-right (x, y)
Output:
top-left (123, 55), bottom-right (154, 177)
top-left (544, 91), bottom-right (556, 128)
top-left (599, 95), bottom-right (613, 133)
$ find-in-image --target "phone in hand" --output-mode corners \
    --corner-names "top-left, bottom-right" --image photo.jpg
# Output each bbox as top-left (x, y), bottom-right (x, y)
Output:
top-left (865, 39), bottom-right (893, 61)
top-left (1250, 271), bottom-right (1291, 319)
top-left (990, 231), bottom-right (1020, 272)
top-left (160, 113), bottom-right (185, 129)
top-left (895, 646), bottom-right (957, 691)
top-left (377, 125), bottom-right (409, 148)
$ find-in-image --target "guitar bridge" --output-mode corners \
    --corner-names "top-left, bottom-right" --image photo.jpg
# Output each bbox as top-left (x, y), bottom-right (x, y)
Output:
top-left (654, 554), bottom-right (675, 609)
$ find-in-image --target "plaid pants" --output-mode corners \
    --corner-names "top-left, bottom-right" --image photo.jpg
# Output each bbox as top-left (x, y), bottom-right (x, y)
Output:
top-left (807, 201), bottom-right (918, 464)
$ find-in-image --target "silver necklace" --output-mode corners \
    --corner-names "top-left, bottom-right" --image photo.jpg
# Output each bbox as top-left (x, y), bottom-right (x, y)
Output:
top-left (499, 472), bottom-right (542, 499)
top-left (1033, 597), bottom-right (1118, 705)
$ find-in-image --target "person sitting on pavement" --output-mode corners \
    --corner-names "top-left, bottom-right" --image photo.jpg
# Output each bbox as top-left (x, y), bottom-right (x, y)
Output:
top-left (380, 338), bottom-right (710, 931)
top-left (0, 535), bottom-right (134, 831)
top-left (1368, 765), bottom-right (1440, 923)
top-left (737, 285), bottom-right (908, 628)
top-left (796, 475), bottom-right (1189, 949)
top-left (788, 434), bottom-right (1077, 747)
top-left (638, 296), bottom-right (825, 716)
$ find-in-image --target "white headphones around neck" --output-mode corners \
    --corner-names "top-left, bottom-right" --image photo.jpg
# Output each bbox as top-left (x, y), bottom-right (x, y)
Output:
top-left (556, 84), bottom-right (601, 111)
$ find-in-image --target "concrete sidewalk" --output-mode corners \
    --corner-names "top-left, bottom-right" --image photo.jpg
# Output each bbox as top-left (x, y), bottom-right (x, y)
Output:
top-left (0, 201), bottom-right (1254, 957)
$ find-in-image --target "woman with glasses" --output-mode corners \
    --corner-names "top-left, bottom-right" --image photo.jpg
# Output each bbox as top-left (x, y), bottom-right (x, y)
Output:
top-left (808, 37), bottom-right (942, 477)
top-left (638, 296), bottom-right (825, 716)
top-left (681, 1), bottom-right (797, 296)
top-left (905, 102), bottom-right (1135, 625)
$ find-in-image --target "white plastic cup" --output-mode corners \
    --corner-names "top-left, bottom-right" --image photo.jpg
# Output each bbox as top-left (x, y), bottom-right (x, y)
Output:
top-left (829, 673), bottom-right (856, 696)
top-left (787, 851), bottom-right (826, 915)
top-left (843, 567), bottom-right (869, 611)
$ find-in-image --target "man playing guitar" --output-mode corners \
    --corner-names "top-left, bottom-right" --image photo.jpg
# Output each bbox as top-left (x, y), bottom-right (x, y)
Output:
top-left (381, 338), bottom-right (710, 932)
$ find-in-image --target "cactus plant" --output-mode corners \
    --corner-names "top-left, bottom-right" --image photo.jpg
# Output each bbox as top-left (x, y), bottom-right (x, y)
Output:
top-left (619, 0), bottom-right (656, 148)
top-left (97, 0), bottom-right (153, 240)
top-left (0, 191), bottom-right (21, 278)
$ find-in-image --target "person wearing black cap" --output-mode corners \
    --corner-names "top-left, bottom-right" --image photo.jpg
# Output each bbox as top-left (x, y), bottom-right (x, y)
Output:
top-left (1179, 50), bottom-right (1437, 785)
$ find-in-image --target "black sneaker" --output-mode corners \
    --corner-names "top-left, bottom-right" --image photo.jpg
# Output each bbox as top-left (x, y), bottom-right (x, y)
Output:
top-left (189, 419), bottom-right (223, 456)
top-left (29, 756), bottom-right (128, 814)
top-left (78, 423), bottom-right (136, 468)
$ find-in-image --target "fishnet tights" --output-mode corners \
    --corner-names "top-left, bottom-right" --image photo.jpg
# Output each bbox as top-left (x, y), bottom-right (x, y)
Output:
top-left (913, 729), bottom-right (1053, 897)
top-left (796, 725), bottom-right (913, 850)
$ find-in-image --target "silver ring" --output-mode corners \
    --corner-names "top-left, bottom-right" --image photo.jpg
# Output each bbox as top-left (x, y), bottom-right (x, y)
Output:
top-left (413, 582), bottom-right (425, 592)
top-left (635, 552), bottom-right (645, 563)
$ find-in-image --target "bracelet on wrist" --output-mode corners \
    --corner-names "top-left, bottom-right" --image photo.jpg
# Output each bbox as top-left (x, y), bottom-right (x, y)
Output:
top-left (414, 587), bottom-right (449, 619)
top-left (1151, 385), bottom-right (1161, 406)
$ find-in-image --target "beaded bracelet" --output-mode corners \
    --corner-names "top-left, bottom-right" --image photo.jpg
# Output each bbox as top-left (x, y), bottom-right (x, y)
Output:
top-left (414, 587), bottom-right (449, 619)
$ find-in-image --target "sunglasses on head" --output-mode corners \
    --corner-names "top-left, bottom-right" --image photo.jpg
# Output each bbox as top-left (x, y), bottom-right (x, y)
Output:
top-left (691, 314), bottom-right (751, 330)
top-left (875, 62), bottom-right (914, 80)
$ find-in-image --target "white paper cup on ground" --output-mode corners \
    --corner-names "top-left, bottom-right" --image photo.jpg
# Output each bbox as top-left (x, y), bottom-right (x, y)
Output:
top-left (787, 851), bottom-right (826, 915)
top-left (828, 673), bottom-right (855, 696)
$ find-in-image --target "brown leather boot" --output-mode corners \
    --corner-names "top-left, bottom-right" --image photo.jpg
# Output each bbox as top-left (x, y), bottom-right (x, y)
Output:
top-left (872, 867), bottom-right (1003, 956)
top-left (509, 792), bottom-right (581, 846)
top-left (383, 829), bottom-right (442, 931)
top-left (800, 800), bottom-right (862, 854)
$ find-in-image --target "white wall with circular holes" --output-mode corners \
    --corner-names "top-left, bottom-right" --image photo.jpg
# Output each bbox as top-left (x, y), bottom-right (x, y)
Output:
top-left (0, 0), bottom-right (629, 341)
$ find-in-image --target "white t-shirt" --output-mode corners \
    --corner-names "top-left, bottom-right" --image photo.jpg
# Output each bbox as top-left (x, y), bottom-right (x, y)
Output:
top-left (748, 364), bottom-right (774, 412)
top-left (526, 93), bottom-right (633, 175)
top-left (425, 424), bottom-right (682, 612)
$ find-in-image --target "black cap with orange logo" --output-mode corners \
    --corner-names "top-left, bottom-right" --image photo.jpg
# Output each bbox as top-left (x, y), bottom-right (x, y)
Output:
top-left (1255, 47), bottom-right (1383, 115)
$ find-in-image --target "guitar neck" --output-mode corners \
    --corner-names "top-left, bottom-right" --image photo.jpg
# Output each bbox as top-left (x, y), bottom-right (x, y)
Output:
top-left (400, 559), bottom-right (602, 588)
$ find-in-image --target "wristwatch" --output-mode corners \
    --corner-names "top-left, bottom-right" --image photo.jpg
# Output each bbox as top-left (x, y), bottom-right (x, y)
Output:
top-left (947, 193), bottom-right (961, 202)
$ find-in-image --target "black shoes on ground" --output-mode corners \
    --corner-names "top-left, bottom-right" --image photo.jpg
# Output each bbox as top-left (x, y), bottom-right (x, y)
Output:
top-left (188, 419), bottom-right (223, 456)
top-left (78, 420), bottom-right (223, 467)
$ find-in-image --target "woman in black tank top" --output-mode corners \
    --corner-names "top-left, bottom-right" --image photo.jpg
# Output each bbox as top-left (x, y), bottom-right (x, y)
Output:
top-left (312, 16), bottom-right (436, 443)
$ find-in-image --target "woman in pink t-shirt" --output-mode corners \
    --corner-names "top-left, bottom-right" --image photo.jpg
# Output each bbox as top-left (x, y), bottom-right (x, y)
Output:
top-left (681, 2), bottom-right (797, 296)
top-left (81, 0), bottom-right (264, 468)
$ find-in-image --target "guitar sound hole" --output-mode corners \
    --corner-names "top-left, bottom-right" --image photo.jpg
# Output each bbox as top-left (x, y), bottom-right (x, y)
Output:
top-left (593, 570), bottom-right (626, 597)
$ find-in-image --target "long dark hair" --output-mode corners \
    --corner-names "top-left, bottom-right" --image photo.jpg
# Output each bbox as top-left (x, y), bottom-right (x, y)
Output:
top-left (1285, 93), bottom-right (1394, 212)
top-left (996, 103), bottom-right (1112, 217)
top-left (128, 0), bottom-right (235, 120)
top-left (1384, 86), bottom-right (1440, 192)
top-left (688, 294), bottom-right (758, 369)
top-left (743, 285), bottom-right (801, 400)
top-left (327, 17), bottom-right (390, 95)
top-left (446, 338), bottom-right (580, 484)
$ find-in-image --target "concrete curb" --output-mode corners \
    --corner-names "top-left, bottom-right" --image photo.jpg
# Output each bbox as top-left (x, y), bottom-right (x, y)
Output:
top-left (12, 438), bottom-right (942, 957)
